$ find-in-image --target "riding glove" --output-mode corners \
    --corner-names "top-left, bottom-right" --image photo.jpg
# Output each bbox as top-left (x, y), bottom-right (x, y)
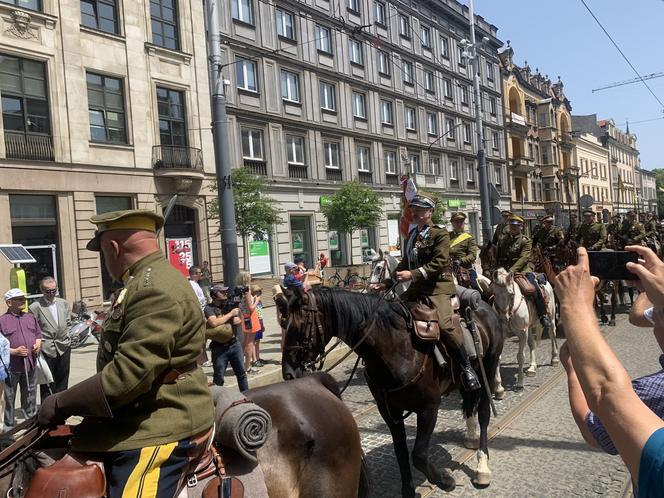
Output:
top-left (38, 373), bottom-right (113, 426)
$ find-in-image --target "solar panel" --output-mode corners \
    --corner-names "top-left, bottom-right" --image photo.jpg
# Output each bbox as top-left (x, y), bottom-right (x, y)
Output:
top-left (0, 245), bottom-right (36, 264)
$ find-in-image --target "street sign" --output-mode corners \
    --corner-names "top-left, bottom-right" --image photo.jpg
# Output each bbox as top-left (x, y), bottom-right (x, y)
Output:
top-left (580, 194), bottom-right (594, 209)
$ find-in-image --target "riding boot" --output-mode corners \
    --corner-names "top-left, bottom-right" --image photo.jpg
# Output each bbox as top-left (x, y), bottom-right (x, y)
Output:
top-left (535, 293), bottom-right (551, 329)
top-left (451, 347), bottom-right (481, 391)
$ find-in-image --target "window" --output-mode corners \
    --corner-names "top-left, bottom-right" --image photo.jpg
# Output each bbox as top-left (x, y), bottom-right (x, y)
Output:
top-left (445, 118), bottom-right (455, 140)
top-left (494, 165), bottom-right (502, 185)
top-left (287, 135), bottom-right (305, 165)
top-left (280, 70), bottom-right (299, 102)
top-left (156, 87), bottom-right (186, 146)
top-left (491, 131), bottom-right (500, 152)
top-left (457, 45), bottom-right (466, 67)
top-left (357, 146), bottom-right (371, 171)
top-left (0, 55), bottom-right (50, 136)
top-left (374, 1), bottom-right (386, 25)
top-left (348, 0), bottom-right (359, 13)
top-left (378, 50), bottom-right (390, 76)
top-left (352, 91), bottom-right (366, 119)
top-left (349, 39), bottom-right (363, 65)
top-left (315, 24), bottom-right (332, 53)
top-left (380, 99), bottom-right (393, 125)
top-left (324, 142), bottom-right (340, 168)
top-left (424, 69), bottom-right (434, 93)
top-left (402, 60), bottom-right (414, 85)
top-left (489, 96), bottom-right (497, 116)
top-left (241, 128), bottom-right (263, 159)
top-left (440, 36), bottom-right (450, 58)
top-left (443, 78), bottom-right (453, 100)
top-left (150, 0), bottom-right (180, 50)
top-left (486, 61), bottom-right (495, 81)
top-left (466, 161), bottom-right (475, 182)
top-left (81, 0), bottom-right (119, 34)
top-left (276, 8), bottom-right (295, 40)
top-left (1, 0), bottom-right (40, 11)
top-left (429, 156), bottom-right (440, 176)
top-left (96, 196), bottom-right (133, 299)
top-left (427, 112), bottom-right (437, 136)
top-left (460, 85), bottom-right (469, 105)
top-left (463, 122), bottom-right (472, 144)
top-left (87, 72), bottom-right (126, 143)
top-left (320, 81), bottom-right (336, 111)
top-left (232, 0), bottom-right (253, 23)
top-left (385, 150), bottom-right (396, 174)
top-left (405, 106), bottom-right (416, 131)
top-left (421, 26), bottom-right (431, 48)
top-left (236, 58), bottom-right (258, 92)
top-left (409, 153), bottom-right (420, 173)
top-left (398, 15), bottom-right (410, 38)
top-left (449, 158), bottom-right (459, 181)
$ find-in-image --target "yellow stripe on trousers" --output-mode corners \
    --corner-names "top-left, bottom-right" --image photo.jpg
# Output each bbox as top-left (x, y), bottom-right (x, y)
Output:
top-left (122, 442), bottom-right (178, 498)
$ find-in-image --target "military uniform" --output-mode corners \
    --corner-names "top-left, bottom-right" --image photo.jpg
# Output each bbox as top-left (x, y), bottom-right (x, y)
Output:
top-left (533, 224), bottom-right (564, 250)
top-left (645, 217), bottom-right (658, 238)
top-left (449, 231), bottom-right (478, 269)
top-left (565, 221), bottom-right (579, 243)
top-left (495, 232), bottom-right (533, 273)
top-left (618, 218), bottom-right (646, 245)
top-left (577, 222), bottom-right (607, 251)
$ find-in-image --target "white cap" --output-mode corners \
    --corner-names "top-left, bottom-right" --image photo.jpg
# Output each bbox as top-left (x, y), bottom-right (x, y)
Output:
top-left (4, 288), bottom-right (26, 300)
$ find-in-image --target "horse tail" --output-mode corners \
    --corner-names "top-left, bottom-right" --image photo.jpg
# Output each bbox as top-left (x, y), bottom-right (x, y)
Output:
top-left (308, 371), bottom-right (342, 399)
top-left (357, 452), bottom-right (371, 498)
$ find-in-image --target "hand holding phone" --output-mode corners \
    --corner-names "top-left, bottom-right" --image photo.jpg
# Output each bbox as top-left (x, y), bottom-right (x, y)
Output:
top-left (587, 251), bottom-right (639, 281)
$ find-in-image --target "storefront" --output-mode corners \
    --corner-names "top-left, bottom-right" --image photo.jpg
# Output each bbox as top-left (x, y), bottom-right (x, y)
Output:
top-left (290, 215), bottom-right (314, 268)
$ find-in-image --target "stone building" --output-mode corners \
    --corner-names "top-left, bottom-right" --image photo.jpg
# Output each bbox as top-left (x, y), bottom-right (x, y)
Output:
top-left (0, 0), bottom-right (218, 305)
top-left (499, 45), bottom-right (575, 232)
top-left (640, 169), bottom-right (657, 214)
top-left (572, 132), bottom-right (612, 221)
top-left (219, 0), bottom-right (508, 268)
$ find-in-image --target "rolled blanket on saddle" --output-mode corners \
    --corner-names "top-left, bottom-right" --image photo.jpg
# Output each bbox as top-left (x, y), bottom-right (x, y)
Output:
top-left (211, 386), bottom-right (272, 463)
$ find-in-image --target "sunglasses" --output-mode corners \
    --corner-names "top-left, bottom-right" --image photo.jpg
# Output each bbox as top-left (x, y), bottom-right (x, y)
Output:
top-left (43, 289), bottom-right (57, 294)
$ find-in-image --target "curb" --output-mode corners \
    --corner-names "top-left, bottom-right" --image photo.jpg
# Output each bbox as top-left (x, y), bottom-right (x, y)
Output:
top-left (205, 344), bottom-right (353, 390)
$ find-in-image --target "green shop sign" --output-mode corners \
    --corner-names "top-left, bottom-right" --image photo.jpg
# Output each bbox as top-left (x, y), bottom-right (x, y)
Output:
top-left (320, 196), bottom-right (333, 207)
top-left (446, 199), bottom-right (466, 209)
top-left (249, 240), bottom-right (269, 257)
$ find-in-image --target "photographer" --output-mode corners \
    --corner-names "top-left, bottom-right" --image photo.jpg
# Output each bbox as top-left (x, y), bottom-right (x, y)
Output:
top-left (204, 286), bottom-right (247, 392)
top-left (237, 271), bottom-right (261, 374)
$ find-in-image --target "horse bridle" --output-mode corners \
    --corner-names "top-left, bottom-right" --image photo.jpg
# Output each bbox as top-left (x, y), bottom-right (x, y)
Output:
top-left (492, 279), bottom-right (524, 321)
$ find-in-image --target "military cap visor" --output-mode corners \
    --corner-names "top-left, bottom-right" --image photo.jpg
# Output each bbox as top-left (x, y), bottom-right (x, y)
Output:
top-left (582, 210), bottom-right (594, 216)
top-left (409, 195), bottom-right (436, 209)
top-left (451, 212), bottom-right (466, 221)
top-left (541, 216), bottom-right (554, 222)
top-left (86, 209), bottom-right (164, 251)
top-left (509, 215), bottom-right (524, 224)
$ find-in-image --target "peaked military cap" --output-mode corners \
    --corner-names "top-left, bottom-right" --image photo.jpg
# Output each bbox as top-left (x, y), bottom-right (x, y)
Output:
top-left (509, 214), bottom-right (524, 224)
top-left (87, 209), bottom-right (164, 251)
top-left (450, 212), bottom-right (466, 221)
top-left (501, 210), bottom-right (512, 216)
top-left (582, 209), bottom-right (594, 216)
top-left (409, 194), bottom-right (436, 209)
top-left (541, 215), bottom-right (554, 222)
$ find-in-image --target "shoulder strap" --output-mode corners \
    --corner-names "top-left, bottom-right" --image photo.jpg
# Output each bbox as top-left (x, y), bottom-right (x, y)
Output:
top-left (450, 232), bottom-right (472, 247)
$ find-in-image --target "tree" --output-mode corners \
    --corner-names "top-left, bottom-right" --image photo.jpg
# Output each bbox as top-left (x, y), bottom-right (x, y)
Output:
top-left (208, 167), bottom-right (283, 270)
top-left (654, 169), bottom-right (664, 217)
top-left (321, 180), bottom-right (383, 234)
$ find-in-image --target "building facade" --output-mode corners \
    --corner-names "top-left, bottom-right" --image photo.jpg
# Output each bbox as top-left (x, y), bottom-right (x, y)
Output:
top-left (572, 132), bottom-right (612, 221)
top-left (640, 169), bottom-right (657, 214)
top-left (499, 45), bottom-right (574, 232)
top-left (219, 0), bottom-right (508, 269)
top-left (0, 0), bottom-right (219, 305)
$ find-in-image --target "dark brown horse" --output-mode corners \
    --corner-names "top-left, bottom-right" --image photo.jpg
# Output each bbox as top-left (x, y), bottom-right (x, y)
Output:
top-left (0, 373), bottom-right (368, 498)
top-left (282, 286), bottom-right (504, 497)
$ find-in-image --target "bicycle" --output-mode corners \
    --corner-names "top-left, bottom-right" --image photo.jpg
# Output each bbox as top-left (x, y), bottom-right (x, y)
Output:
top-left (326, 267), bottom-right (369, 290)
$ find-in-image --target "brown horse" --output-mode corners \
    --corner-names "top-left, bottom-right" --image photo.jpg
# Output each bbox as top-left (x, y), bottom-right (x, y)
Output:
top-left (282, 286), bottom-right (504, 497)
top-left (0, 373), bottom-right (368, 498)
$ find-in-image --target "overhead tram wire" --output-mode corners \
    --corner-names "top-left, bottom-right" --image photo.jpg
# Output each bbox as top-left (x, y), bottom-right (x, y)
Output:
top-left (579, 0), bottom-right (664, 112)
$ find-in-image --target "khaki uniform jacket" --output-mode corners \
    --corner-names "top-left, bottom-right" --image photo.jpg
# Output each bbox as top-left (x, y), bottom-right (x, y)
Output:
top-left (565, 224), bottom-right (579, 242)
top-left (577, 222), bottom-right (607, 250)
top-left (29, 297), bottom-right (71, 357)
top-left (491, 223), bottom-right (509, 245)
top-left (395, 224), bottom-right (455, 296)
top-left (533, 226), bottom-right (564, 249)
top-left (618, 221), bottom-right (646, 244)
top-left (606, 223), bottom-right (620, 236)
top-left (449, 231), bottom-right (478, 269)
top-left (496, 233), bottom-right (532, 273)
top-left (645, 219), bottom-right (658, 238)
top-left (73, 251), bottom-right (213, 452)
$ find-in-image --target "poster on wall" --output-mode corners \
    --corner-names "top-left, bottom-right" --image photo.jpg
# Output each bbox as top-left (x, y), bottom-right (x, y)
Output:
top-left (387, 219), bottom-right (401, 256)
top-left (360, 229), bottom-right (369, 248)
top-left (249, 238), bottom-right (271, 275)
top-left (167, 237), bottom-right (193, 277)
top-left (329, 231), bottom-right (339, 251)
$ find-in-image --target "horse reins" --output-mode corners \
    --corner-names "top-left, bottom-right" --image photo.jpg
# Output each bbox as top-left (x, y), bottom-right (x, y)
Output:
top-left (0, 417), bottom-right (47, 476)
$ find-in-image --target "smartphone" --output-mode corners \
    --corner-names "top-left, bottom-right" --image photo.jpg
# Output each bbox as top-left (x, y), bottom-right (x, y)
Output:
top-left (587, 251), bottom-right (639, 280)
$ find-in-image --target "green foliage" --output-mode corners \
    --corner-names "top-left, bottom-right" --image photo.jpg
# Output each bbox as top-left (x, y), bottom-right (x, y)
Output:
top-left (321, 181), bottom-right (383, 233)
top-left (418, 190), bottom-right (446, 225)
top-left (655, 169), bottom-right (664, 217)
top-left (208, 167), bottom-right (283, 237)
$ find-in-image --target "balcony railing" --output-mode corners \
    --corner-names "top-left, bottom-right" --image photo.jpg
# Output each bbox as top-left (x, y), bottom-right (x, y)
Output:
top-left (244, 159), bottom-right (267, 176)
top-left (325, 168), bottom-right (342, 181)
top-left (288, 163), bottom-right (308, 179)
top-left (358, 170), bottom-right (373, 184)
top-left (5, 132), bottom-right (54, 161)
top-left (152, 145), bottom-right (203, 170)
top-left (386, 173), bottom-right (400, 185)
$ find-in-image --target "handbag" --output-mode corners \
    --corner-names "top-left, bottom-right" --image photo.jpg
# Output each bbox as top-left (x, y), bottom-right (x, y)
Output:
top-left (35, 354), bottom-right (54, 385)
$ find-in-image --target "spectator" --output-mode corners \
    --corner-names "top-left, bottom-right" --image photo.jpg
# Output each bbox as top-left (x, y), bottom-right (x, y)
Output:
top-left (0, 289), bottom-right (42, 431)
top-left (293, 257), bottom-right (307, 281)
top-left (204, 286), bottom-right (247, 391)
top-left (283, 262), bottom-right (303, 290)
top-left (555, 247), bottom-right (664, 497)
top-left (237, 271), bottom-right (261, 374)
top-left (0, 332), bottom-right (9, 432)
top-left (251, 285), bottom-right (265, 368)
top-left (188, 266), bottom-right (207, 310)
top-left (29, 276), bottom-right (72, 401)
top-left (199, 261), bottom-right (212, 303)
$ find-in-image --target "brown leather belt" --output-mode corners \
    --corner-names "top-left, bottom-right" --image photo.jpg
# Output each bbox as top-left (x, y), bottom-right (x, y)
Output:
top-left (158, 362), bottom-right (199, 384)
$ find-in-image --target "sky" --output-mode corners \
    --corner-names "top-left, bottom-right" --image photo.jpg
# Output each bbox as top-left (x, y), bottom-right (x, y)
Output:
top-left (469, 0), bottom-right (664, 170)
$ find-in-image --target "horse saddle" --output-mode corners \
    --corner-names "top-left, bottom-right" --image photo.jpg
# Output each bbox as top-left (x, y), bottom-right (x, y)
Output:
top-left (514, 273), bottom-right (550, 307)
top-left (404, 298), bottom-right (440, 343)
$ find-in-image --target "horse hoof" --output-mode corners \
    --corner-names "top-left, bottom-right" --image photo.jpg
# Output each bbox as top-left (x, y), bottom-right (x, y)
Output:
top-left (494, 388), bottom-right (505, 400)
top-left (464, 437), bottom-right (480, 449)
top-left (434, 474), bottom-right (456, 492)
top-left (525, 369), bottom-right (537, 377)
top-left (551, 357), bottom-right (560, 367)
top-left (514, 384), bottom-right (524, 391)
top-left (609, 320), bottom-right (616, 327)
top-left (473, 470), bottom-right (492, 487)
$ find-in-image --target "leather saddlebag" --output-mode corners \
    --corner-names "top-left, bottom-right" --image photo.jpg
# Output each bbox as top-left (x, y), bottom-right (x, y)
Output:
top-left (406, 302), bottom-right (440, 342)
top-left (25, 453), bottom-right (106, 498)
top-left (514, 273), bottom-right (536, 297)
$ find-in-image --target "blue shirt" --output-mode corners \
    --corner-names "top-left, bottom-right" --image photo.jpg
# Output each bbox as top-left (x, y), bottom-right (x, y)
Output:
top-left (586, 355), bottom-right (664, 455)
top-left (283, 274), bottom-right (302, 289)
top-left (638, 427), bottom-right (664, 498)
top-left (0, 333), bottom-right (9, 381)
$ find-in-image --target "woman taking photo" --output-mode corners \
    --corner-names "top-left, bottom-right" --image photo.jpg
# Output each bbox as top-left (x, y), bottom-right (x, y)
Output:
top-left (237, 271), bottom-right (261, 374)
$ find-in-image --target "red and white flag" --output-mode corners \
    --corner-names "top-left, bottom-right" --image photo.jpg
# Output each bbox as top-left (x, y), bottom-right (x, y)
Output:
top-left (399, 175), bottom-right (417, 237)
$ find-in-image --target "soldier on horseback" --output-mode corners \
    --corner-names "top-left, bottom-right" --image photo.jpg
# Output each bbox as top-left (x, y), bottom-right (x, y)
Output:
top-left (532, 215), bottom-right (564, 253)
top-left (495, 215), bottom-right (552, 329)
top-left (606, 213), bottom-right (622, 239)
top-left (565, 213), bottom-right (579, 242)
top-left (618, 210), bottom-right (646, 246)
top-left (491, 209), bottom-right (512, 245)
top-left (393, 195), bottom-right (481, 391)
top-left (449, 212), bottom-right (479, 288)
top-left (577, 209), bottom-right (607, 250)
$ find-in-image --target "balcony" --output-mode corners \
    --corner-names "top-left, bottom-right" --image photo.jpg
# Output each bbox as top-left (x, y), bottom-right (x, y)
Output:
top-left (244, 159), bottom-right (267, 176)
top-left (358, 170), bottom-right (373, 184)
top-left (559, 131), bottom-right (574, 150)
top-left (5, 132), bottom-right (54, 161)
top-left (325, 168), bottom-right (342, 182)
top-left (386, 173), bottom-right (400, 186)
top-left (288, 164), bottom-right (308, 179)
top-left (510, 156), bottom-right (534, 174)
top-left (152, 145), bottom-right (204, 179)
top-left (505, 112), bottom-right (528, 135)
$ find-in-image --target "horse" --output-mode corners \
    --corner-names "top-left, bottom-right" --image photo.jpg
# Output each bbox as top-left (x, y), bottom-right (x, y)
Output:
top-left (491, 268), bottom-right (558, 389)
top-left (0, 373), bottom-right (368, 498)
top-left (368, 249), bottom-right (408, 297)
top-left (282, 286), bottom-right (504, 497)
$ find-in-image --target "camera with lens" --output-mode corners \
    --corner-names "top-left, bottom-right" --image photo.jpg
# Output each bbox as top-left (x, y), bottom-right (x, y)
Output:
top-left (221, 285), bottom-right (250, 314)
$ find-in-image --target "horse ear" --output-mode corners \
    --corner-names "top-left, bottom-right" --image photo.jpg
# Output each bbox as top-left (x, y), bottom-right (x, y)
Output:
top-left (507, 271), bottom-right (514, 283)
top-left (378, 248), bottom-right (384, 259)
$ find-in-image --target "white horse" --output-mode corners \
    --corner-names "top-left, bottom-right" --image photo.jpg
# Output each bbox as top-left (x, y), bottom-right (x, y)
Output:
top-left (491, 268), bottom-right (559, 389)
